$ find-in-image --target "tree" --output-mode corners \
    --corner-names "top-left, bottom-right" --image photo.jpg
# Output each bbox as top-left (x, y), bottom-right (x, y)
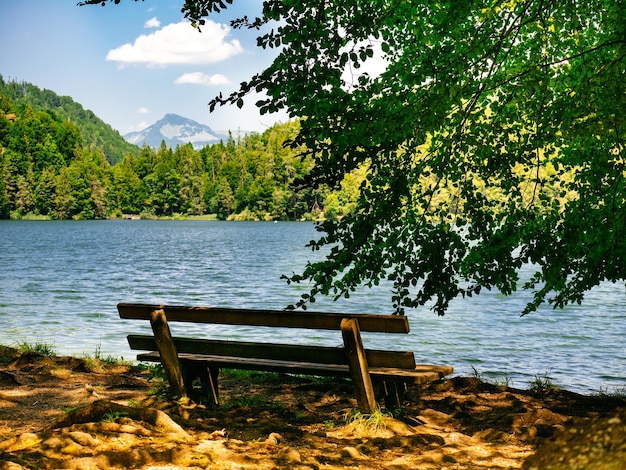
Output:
top-left (216, 176), bottom-right (234, 218)
top-left (60, 148), bottom-right (111, 219)
top-left (0, 152), bottom-right (9, 218)
top-left (35, 167), bottom-right (57, 216)
top-left (80, 0), bottom-right (626, 314)
top-left (15, 171), bottom-right (35, 215)
top-left (111, 153), bottom-right (142, 214)
top-left (176, 143), bottom-right (206, 215)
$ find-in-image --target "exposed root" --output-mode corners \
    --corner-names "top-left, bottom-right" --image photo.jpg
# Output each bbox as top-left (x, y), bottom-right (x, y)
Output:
top-left (45, 399), bottom-right (190, 439)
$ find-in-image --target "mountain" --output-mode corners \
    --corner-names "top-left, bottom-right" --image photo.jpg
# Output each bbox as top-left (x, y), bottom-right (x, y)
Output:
top-left (0, 75), bottom-right (137, 165)
top-left (124, 114), bottom-right (227, 150)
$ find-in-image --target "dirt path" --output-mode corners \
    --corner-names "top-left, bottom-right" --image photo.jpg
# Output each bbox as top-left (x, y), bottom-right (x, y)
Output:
top-left (1, 346), bottom-right (625, 469)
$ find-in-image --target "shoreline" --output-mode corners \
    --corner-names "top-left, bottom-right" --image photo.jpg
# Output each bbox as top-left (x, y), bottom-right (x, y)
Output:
top-left (0, 336), bottom-right (620, 397)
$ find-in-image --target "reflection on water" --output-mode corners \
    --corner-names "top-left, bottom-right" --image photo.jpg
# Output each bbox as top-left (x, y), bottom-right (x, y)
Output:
top-left (1, 219), bottom-right (625, 394)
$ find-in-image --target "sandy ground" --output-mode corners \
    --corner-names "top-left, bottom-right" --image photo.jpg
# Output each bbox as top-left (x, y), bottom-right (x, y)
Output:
top-left (1, 345), bottom-right (625, 469)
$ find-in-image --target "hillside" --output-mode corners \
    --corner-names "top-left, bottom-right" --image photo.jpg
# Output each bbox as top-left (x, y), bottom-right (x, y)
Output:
top-left (1, 75), bottom-right (362, 221)
top-left (0, 75), bottom-right (137, 165)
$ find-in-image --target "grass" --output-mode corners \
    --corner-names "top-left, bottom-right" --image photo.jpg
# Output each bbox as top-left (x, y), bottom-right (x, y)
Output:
top-left (2, 341), bottom-right (128, 369)
top-left (471, 366), bottom-right (511, 387)
top-left (594, 386), bottom-right (626, 399)
top-left (220, 368), bottom-right (319, 385)
top-left (83, 344), bottom-right (129, 369)
top-left (221, 368), bottom-right (284, 383)
top-left (529, 370), bottom-right (559, 394)
top-left (324, 419), bottom-right (336, 430)
top-left (138, 363), bottom-right (170, 398)
top-left (221, 395), bottom-right (271, 411)
top-left (344, 407), bottom-right (393, 434)
top-left (16, 341), bottom-right (56, 356)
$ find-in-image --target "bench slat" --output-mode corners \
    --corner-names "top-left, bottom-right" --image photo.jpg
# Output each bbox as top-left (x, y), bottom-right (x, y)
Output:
top-left (136, 352), bottom-right (451, 384)
top-left (128, 335), bottom-right (417, 369)
top-left (118, 303), bottom-right (410, 333)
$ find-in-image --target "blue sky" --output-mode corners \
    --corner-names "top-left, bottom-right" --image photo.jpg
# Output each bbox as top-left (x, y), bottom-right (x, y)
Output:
top-left (0, 0), bottom-right (289, 135)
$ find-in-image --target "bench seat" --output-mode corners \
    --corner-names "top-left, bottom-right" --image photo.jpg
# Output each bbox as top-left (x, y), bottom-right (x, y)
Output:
top-left (136, 351), bottom-right (453, 384)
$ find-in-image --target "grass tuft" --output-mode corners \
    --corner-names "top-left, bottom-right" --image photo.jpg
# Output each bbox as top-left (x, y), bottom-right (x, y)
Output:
top-left (594, 386), bottom-right (626, 399)
top-left (16, 341), bottom-right (56, 356)
top-left (529, 370), bottom-right (558, 394)
top-left (344, 407), bottom-right (393, 434)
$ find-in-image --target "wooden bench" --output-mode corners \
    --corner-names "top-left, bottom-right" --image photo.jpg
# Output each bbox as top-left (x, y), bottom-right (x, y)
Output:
top-left (118, 303), bottom-right (453, 413)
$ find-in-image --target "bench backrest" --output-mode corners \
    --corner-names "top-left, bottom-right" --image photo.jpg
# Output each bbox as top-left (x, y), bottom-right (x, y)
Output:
top-left (118, 303), bottom-right (410, 333)
top-left (127, 335), bottom-right (417, 369)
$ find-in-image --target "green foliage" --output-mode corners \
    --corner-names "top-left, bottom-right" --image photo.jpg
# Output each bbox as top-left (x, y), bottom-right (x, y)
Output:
top-left (0, 76), bottom-right (136, 165)
top-left (165, 0), bottom-right (626, 316)
top-left (0, 83), bottom-right (355, 220)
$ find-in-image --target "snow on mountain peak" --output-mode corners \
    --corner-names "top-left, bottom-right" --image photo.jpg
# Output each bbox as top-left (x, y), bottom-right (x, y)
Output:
top-left (124, 114), bottom-right (227, 149)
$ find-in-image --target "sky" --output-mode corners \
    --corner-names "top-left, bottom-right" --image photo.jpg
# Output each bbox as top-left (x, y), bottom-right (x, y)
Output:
top-left (0, 0), bottom-right (290, 135)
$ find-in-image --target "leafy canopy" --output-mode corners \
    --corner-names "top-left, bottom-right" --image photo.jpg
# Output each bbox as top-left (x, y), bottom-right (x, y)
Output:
top-left (85, 0), bottom-right (626, 315)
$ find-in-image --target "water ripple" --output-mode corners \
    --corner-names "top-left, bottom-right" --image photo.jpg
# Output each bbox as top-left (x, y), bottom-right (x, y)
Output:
top-left (1, 219), bottom-right (625, 394)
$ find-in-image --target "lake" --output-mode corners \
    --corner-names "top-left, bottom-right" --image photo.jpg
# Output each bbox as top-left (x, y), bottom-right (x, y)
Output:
top-left (1, 219), bottom-right (624, 394)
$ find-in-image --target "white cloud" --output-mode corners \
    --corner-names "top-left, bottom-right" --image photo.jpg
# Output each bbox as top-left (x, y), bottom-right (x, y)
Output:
top-left (137, 106), bottom-right (150, 114)
top-left (106, 20), bottom-right (244, 66)
top-left (174, 72), bottom-right (230, 86)
top-left (144, 17), bottom-right (160, 29)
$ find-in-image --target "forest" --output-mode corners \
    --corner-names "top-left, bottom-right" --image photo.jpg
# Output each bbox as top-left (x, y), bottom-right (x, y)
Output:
top-left (0, 77), bottom-right (360, 221)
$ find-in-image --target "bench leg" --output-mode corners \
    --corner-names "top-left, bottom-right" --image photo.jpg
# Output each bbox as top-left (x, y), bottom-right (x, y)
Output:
top-left (341, 318), bottom-right (377, 414)
top-left (149, 309), bottom-right (187, 400)
top-left (181, 363), bottom-right (201, 401)
top-left (372, 379), bottom-right (406, 411)
top-left (207, 367), bottom-right (219, 406)
top-left (181, 364), bottom-right (220, 405)
top-left (382, 381), bottom-right (405, 411)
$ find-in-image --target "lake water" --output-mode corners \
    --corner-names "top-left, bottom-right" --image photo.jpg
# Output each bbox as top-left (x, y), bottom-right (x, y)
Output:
top-left (1, 220), bottom-right (624, 394)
